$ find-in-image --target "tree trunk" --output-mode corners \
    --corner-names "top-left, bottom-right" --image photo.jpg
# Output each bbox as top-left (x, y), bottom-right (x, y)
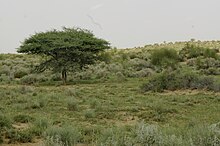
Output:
top-left (61, 70), bottom-right (67, 85)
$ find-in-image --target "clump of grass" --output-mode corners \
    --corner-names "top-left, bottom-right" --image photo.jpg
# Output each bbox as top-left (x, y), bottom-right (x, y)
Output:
top-left (84, 110), bottom-right (96, 119)
top-left (29, 98), bottom-right (47, 109)
top-left (6, 128), bottom-right (34, 143)
top-left (133, 122), bottom-right (161, 145)
top-left (13, 114), bottom-right (35, 123)
top-left (30, 117), bottom-right (49, 136)
top-left (67, 99), bottom-right (79, 111)
top-left (65, 88), bottom-right (80, 97)
top-left (0, 113), bottom-right (11, 130)
top-left (19, 86), bottom-right (34, 94)
top-left (89, 99), bottom-right (101, 109)
top-left (44, 125), bottom-right (81, 146)
top-left (0, 114), bottom-right (11, 144)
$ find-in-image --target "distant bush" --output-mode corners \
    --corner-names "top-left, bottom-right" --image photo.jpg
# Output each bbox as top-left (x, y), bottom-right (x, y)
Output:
top-left (134, 68), bottom-right (154, 78)
top-left (141, 68), bottom-right (220, 92)
top-left (14, 68), bottom-right (29, 78)
top-left (20, 74), bottom-right (48, 84)
top-left (180, 44), bottom-right (219, 60)
top-left (150, 48), bottom-right (179, 69)
top-left (187, 57), bottom-right (220, 75)
top-left (0, 65), bottom-right (10, 75)
top-left (126, 58), bottom-right (151, 71)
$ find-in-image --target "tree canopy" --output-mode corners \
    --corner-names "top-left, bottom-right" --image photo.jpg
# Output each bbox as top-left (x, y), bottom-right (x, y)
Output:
top-left (17, 27), bottom-right (110, 83)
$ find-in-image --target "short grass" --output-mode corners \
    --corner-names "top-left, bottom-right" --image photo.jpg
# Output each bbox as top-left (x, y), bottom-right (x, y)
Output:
top-left (0, 78), bottom-right (220, 145)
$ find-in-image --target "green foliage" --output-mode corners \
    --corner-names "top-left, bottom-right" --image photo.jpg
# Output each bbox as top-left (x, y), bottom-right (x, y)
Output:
top-left (17, 27), bottom-right (110, 83)
top-left (180, 43), bottom-right (219, 60)
top-left (45, 126), bottom-right (81, 146)
top-left (0, 114), bottom-right (11, 130)
top-left (67, 99), bottom-right (79, 111)
top-left (141, 68), bottom-right (220, 92)
top-left (14, 68), bottom-right (29, 78)
top-left (20, 74), bottom-right (48, 85)
top-left (31, 117), bottom-right (49, 136)
top-left (6, 128), bottom-right (34, 143)
top-left (13, 114), bottom-right (35, 123)
top-left (84, 110), bottom-right (96, 119)
top-left (150, 48), bottom-right (179, 69)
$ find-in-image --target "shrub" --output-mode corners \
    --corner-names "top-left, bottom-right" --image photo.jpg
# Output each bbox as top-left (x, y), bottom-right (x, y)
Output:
top-left (20, 74), bottom-right (48, 85)
top-left (150, 48), bottom-right (179, 69)
top-left (20, 74), bottom-right (38, 84)
top-left (0, 114), bottom-right (11, 131)
top-left (179, 44), bottom-right (219, 60)
top-left (187, 124), bottom-right (220, 146)
top-left (0, 65), bottom-right (10, 75)
top-left (134, 68), bottom-right (154, 78)
top-left (127, 58), bottom-right (151, 71)
top-left (44, 126), bottom-right (81, 146)
top-left (134, 122), bottom-right (161, 145)
top-left (67, 100), bottom-right (79, 111)
top-left (141, 68), bottom-right (220, 92)
top-left (14, 68), bottom-right (29, 78)
top-left (6, 128), bottom-right (34, 143)
top-left (89, 99), bottom-right (100, 109)
top-left (0, 74), bottom-right (10, 83)
top-left (13, 114), bottom-right (35, 123)
top-left (84, 110), bottom-right (96, 119)
top-left (31, 117), bottom-right (49, 136)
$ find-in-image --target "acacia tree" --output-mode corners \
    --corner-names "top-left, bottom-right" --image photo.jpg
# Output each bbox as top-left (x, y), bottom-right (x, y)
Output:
top-left (17, 27), bottom-right (110, 84)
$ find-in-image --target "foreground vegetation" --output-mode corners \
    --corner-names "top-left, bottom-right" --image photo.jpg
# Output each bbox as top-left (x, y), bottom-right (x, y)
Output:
top-left (0, 40), bottom-right (220, 145)
top-left (0, 79), bottom-right (220, 145)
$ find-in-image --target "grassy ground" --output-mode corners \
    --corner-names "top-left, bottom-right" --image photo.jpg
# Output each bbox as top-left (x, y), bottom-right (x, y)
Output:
top-left (0, 78), bottom-right (220, 145)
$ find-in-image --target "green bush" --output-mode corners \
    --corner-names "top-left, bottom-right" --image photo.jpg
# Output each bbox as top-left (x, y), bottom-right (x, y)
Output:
top-left (6, 128), bottom-right (34, 143)
top-left (180, 44), bottom-right (219, 60)
top-left (31, 117), bottom-right (49, 136)
top-left (67, 100), bottom-right (79, 111)
top-left (13, 66), bottom-right (29, 79)
top-left (13, 114), bottom-right (35, 123)
top-left (44, 126), bottom-right (81, 146)
top-left (0, 114), bottom-right (11, 130)
top-left (141, 68), bottom-right (220, 92)
top-left (84, 110), bottom-right (96, 119)
top-left (20, 74), bottom-right (48, 85)
top-left (150, 48), bottom-right (179, 69)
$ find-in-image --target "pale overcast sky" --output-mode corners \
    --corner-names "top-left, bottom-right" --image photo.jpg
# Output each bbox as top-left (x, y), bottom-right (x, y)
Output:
top-left (0, 0), bottom-right (220, 53)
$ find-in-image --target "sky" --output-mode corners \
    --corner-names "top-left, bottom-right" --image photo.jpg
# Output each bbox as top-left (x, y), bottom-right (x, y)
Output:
top-left (0, 0), bottom-right (220, 53)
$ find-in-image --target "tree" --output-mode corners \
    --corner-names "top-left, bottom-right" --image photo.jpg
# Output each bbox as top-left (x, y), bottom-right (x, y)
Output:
top-left (17, 27), bottom-right (110, 84)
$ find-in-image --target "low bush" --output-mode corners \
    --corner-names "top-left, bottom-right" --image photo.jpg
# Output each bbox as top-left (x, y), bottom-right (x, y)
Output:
top-left (0, 114), bottom-right (11, 130)
top-left (150, 48), bottom-right (179, 69)
top-left (13, 114), bottom-right (35, 123)
top-left (44, 126), bottom-right (81, 146)
top-left (20, 74), bottom-right (48, 85)
top-left (6, 128), bottom-right (34, 143)
top-left (84, 110), bottom-right (96, 119)
top-left (31, 117), bottom-right (49, 136)
top-left (14, 68), bottom-right (29, 78)
top-left (179, 44), bottom-right (219, 60)
top-left (141, 68), bottom-right (220, 92)
top-left (67, 100), bottom-right (79, 111)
